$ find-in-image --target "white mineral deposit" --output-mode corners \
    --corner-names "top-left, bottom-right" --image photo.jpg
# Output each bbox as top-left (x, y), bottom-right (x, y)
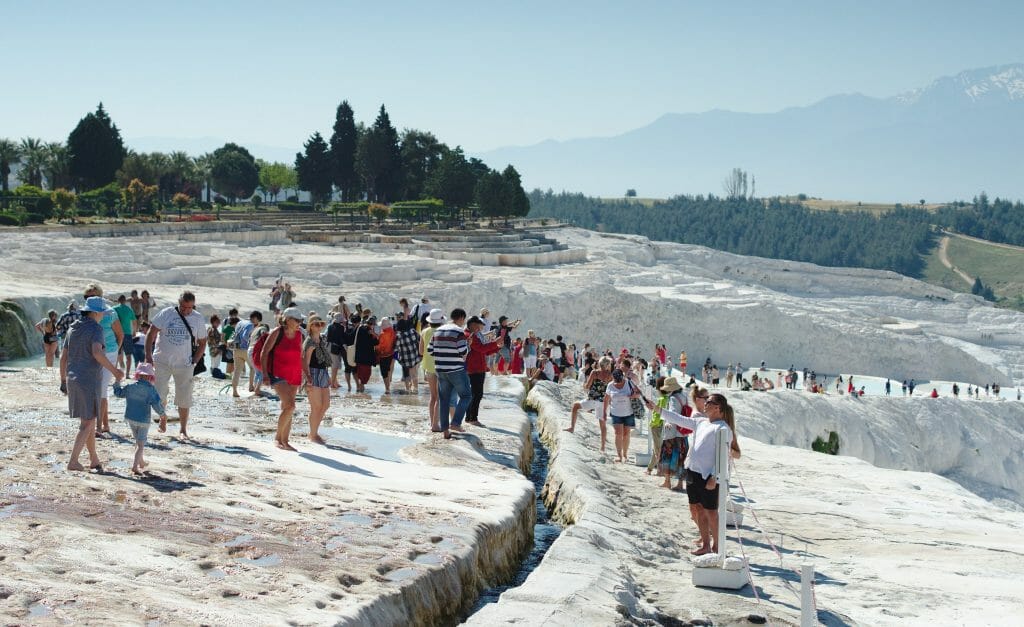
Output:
top-left (1, 223), bottom-right (1022, 625)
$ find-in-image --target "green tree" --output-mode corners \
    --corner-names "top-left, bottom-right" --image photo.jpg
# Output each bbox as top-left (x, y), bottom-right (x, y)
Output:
top-left (0, 139), bottom-right (20, 193)
top-left (474, 169), bottom-right (505, 220)
top-left (425, 146), bottom-right (475, 219)
top-left (194, 153), bottom-right (214, 203)
top-left (18, 138), bottom-right (46, 188)
top-left (400, 129), bottom-right (444, 200)
top-left (210, 143), bottom-right (259, 203)
top-left (501, 164), bottom-right (530, 219)
top-left (295, 132), bottom-right (334, 205)
top-left (116, 152), bottom-right (161, 187)
top-left (329, 100), bottom-right (361, 202)
top-left (43, 143), bottom-right (72, 190)
top-left (625, 189), bottom-right (637, 198)
top-left (67, 103), bottom-right (126, 190)
top-left (258, 161), bottom-right (296, 202)
top-left (356, 105), bottom-right (402, 202)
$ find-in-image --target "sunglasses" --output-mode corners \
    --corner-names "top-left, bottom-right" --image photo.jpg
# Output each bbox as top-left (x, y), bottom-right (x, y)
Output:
top-left (705, 399), bottom-right (720, 406)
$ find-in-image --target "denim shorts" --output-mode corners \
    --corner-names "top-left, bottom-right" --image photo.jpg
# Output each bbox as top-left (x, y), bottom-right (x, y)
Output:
top-left (611, 414), bottom-right (636, 427)
top-left (309, 367), bottom-right (330, 389)
top-left (127, 419), bottom-right (150, 444)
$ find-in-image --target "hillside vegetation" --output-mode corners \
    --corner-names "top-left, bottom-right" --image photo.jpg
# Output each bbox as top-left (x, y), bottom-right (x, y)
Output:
top-left (530, 190), bottom-right (1024, 286)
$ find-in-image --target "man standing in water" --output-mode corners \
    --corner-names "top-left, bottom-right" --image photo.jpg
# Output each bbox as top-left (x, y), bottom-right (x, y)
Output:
top-left (145, 291), bottom-right (207, 440)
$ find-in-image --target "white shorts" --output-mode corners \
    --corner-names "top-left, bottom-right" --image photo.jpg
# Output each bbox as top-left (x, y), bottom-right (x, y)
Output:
top-left (155, 361), bottom-right (196, 409)
top-left (100, 350), bottom-right (119, 398)
top-left (524, 355), bottom-right (537, 369)
top-left (579, 399), bottom-right (604, 418)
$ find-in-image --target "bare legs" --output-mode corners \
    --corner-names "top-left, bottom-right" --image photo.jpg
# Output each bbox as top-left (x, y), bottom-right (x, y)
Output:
top-left (307, 386), bottom-right (329, 444)
top-left (274, 383), bottom-right (297, 450)
top-left (68, 418), bottom-right (100, 471)
top-left (131, 441), bottom-right (147, 474)
top-left (43, 342), bottom-right (57, 367)
top-left (565, 401), bottom-right (582, 433)
top-left (178, 407), bottom-right (190, 440)
top-left (613, 423), bottom-right (631, 462)
top-left (427, 373), bottom-right (439, 431)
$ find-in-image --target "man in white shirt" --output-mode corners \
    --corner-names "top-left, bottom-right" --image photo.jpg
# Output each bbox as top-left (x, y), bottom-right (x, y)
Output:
top-left (145, 291), bottom-right (207, 440)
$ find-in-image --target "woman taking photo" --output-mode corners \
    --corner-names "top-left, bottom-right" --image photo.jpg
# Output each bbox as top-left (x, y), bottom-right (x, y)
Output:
top-left (302, 316), bottom-right (331, 444)
top-left (60, 297), bottom-right (123, 471)
top-left (650, 391), bottom-right (741, 556)
top-left (261, 307), bottom-right (305, 451)
top-left (603, 368), bottom-right (641, 463)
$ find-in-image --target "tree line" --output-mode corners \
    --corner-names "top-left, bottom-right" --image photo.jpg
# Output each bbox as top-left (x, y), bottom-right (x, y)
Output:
top-left (0, 102), bottom-right (529, 223)
top-left (933, 193), bottom-right (1024, 247)
top-left (528, 190), bottom-right (934, 277)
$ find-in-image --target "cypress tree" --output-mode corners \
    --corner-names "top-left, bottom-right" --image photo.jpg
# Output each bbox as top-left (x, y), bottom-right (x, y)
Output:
top-left (67, 103), bottom-right (126, 190)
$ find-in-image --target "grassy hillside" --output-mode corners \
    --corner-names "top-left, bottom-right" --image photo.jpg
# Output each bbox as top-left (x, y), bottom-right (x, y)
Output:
top-left (780, 196), bottom-right (944, 215)
top-left (923, 234), bottom-right (1024, 310)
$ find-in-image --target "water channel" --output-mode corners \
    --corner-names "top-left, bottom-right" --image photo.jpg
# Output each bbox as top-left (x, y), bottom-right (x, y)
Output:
top-left (467, 410), bottom-right (562, 616)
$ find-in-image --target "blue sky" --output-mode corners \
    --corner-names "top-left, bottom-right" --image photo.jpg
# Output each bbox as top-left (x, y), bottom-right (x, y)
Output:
top-left (4, 1), bottom-right (1023, 157)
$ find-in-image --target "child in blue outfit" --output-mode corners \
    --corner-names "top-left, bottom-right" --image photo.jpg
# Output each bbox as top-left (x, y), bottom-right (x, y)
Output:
top-left (113, 362), bottom-right (166, 474)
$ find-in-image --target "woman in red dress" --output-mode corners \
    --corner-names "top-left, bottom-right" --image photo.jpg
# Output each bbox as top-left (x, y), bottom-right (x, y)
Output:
top-left (262, 307), bottom-right (305, 451)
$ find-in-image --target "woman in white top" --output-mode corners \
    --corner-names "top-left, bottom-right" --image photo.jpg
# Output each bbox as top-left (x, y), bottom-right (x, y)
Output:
top-left (603, 368), bottom-right (641, 463)
top-left (651, 391), bottom-right (741, 556)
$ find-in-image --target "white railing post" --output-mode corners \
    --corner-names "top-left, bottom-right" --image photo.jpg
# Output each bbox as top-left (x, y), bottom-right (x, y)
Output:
top-left (716, 427), bottom-right (730, 566)
top-left (801, 562), bottom-right (816, 626)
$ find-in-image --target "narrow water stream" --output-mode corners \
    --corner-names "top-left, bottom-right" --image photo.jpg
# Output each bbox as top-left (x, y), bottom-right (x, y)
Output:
top-left (468, 410), bottom-right (562, 614)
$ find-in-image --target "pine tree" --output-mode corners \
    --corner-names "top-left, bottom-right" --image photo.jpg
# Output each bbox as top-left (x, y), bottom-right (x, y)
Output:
top-left (329, 101), bottom-right (360, 202)
top-left (67, 103), bottom-right (126, 190)
top-left (295, 132), bottom-right (333, 205)
top-left (355, 105), bottom-right (403, 203)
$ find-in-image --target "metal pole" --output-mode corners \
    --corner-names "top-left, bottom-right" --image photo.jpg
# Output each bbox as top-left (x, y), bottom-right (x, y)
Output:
top-left (716, 427), bottom-right (729, 566)
top-left (801, 563), bottom-right (816, 626)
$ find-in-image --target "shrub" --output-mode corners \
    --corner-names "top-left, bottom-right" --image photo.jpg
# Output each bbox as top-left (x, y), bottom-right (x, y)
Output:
top-left (24, 212), bottom-right (46, 224)
top-left (35, 196), bottom-right (55, 218)
top-left (13, 185), bottom-right (45, 197)
top-left (0, 213), bottom-right (21, 226)
top-left (198, 201), bottom-right (212, 211)
top-left (279, 201), bottom-right (314, 211)
top-left (286, 194), bottom-right (299, 203)
top-left (189, 214), bottom-right (213, 222)
top-left (213, 196), bottom-right (228, 206)
top-left (811, 431), bottom-right (840, 455)
top-left (80, 183), bottom-right (122, 214)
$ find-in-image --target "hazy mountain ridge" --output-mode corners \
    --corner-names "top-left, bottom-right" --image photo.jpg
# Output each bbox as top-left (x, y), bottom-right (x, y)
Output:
top-left (477, 64), bottom-right (1024, 202)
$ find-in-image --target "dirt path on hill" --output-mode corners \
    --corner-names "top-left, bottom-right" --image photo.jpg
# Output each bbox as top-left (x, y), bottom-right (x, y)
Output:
top-left (944, 230), bottom-right (1024, 252)
top-left (937, 235), bottom-right (975, 288)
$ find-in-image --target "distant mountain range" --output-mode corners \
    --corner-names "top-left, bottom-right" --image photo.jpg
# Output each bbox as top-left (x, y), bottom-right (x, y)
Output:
top-left (476, 64), bottom-right (1024, 203)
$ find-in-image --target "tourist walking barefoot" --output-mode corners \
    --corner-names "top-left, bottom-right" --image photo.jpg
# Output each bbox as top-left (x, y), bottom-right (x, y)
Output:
top-left (302, 316), bottom-right (331, 444)
top-left (565, 356), bottom-right (612, 452)
top-left (262, 308), bottom-right (305, 451)
top-left (353, 316), bottom-right (379, 394)
top-left (112, 363), bottom-right (165, 474)
top-left (394, 312), bottom-right (421, 393)
top-left (465, 315), bottom-right (504, 426)
top-left (146, 291), bottom-right (206, 440)
top-left (603, 368), bottom-right (640, 462)
top-left (376, 317), bottom-right (397, 394)
top-left (35, 309), bottom-right (59, 367)
top-left (61, 297), bottom-right (123, 471)
top-left (420, 309), bottom-right (444, 431)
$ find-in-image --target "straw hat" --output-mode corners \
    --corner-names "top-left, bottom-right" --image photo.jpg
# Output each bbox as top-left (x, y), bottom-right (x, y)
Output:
top-left (660, 376), bottom-right (683, 394)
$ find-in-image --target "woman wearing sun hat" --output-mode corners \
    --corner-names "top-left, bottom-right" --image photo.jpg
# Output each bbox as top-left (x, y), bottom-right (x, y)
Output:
top-left (656, 376), bottom-right (691, 491)
top-left (60, 296), bottom-right (123, 471)
top-left (262, 307), bottom-right (305, 451)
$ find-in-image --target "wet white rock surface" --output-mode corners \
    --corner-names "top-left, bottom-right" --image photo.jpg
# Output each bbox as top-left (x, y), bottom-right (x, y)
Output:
top-left (471, 382), bottom-right (1024, 626)
top-left (0, 366), bottom-right (535, 625)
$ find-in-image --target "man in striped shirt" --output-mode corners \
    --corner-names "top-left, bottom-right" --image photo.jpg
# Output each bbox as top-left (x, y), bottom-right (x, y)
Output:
top-left (427, 308), bottom-right (470, 439)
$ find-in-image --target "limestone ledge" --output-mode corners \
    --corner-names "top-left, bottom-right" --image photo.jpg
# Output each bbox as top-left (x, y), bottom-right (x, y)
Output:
top-left (467, 381), bottom-right (658, 625)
